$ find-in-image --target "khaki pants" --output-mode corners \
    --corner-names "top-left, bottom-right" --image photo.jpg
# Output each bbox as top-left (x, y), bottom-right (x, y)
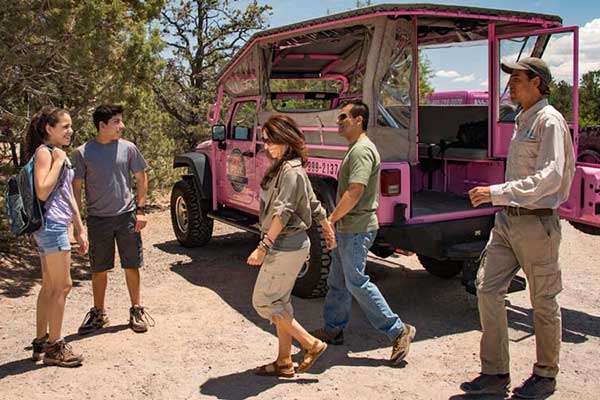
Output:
top-left (252, 246), bottom-right (310, 322)
top-left (476, 211), bottom-right (563, 378)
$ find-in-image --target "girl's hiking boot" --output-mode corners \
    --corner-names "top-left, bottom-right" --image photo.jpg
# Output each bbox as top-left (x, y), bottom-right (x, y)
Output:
top-left (31, 334), bottom-right (49, 361)
top-left (43, 340), bottom-right (83, 367)
top-left (78, 307), bottom-right (110, 335)
top-left (129, 305), bottom-right (154, 333)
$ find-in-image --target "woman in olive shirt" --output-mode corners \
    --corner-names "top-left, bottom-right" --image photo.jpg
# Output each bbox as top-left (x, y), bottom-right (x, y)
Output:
top-left (247, 115), bottom-right (336, 377)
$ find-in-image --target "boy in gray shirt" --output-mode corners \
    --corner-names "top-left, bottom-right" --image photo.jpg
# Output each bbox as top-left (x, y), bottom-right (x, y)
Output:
top-left (72, 104), bottom-right (152, 334)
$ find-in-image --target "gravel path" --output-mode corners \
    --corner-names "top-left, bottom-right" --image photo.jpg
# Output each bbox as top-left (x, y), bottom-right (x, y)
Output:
top-left (1, 210), bottom-right (598, 399)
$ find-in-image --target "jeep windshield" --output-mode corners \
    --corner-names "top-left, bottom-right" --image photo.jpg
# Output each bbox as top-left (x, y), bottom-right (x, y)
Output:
top-left (268, 79), bottom-right (344, 112)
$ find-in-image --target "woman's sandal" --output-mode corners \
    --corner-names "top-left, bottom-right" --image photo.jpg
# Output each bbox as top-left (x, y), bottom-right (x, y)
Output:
top-left (296, 340), bottom-right (328, 373)
top-left (254, 361), bottom-right (295, 378)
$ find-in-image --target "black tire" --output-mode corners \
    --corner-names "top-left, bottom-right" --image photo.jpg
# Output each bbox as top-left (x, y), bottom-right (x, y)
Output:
top-left (292, 180), bottom-right (336, 298)
top-left (569, 221), bottom-right (600, 236)
top-left (170, 179), bottom-right (213, 247)
top-left (417, 254), bottom-right (463, 279)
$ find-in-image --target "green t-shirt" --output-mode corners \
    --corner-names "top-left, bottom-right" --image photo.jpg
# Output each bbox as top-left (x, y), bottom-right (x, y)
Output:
top-left (336, 135), bottom-right (380, 233)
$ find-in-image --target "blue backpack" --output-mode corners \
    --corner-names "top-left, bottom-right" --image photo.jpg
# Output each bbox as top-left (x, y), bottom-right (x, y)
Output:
top-left (5, 151), bottom-right (45, 236)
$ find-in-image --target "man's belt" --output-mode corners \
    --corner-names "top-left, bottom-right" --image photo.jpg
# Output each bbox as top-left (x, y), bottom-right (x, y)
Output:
top-left (503, 207), bottom-right (554, 217)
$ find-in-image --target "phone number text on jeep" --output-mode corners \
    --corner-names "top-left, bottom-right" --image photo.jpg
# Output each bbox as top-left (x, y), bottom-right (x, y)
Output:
top-left (306, 160), bottom-right (339, 177)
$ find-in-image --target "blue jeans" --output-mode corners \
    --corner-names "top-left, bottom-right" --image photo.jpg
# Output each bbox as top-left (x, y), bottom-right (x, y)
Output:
top-left (323, 230), bottom-right (404, 341)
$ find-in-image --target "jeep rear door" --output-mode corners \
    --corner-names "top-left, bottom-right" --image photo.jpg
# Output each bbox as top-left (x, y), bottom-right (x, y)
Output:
top-left (494, 26), bottom-right (600, 232)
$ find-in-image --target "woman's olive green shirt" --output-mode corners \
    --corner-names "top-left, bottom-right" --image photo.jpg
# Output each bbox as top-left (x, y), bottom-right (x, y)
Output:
top-left (259, 158), bottom-right (327, 250)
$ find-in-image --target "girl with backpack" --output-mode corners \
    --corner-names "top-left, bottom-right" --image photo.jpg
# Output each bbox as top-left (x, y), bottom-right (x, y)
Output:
top-left (26, 106), bottom-right (87, 367)
top-left (247, 115), bottom-right (336, 377)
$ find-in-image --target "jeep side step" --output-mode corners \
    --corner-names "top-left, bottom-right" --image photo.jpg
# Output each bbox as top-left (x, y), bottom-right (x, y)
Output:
top-left (207, 207), bottom-right (261, 234)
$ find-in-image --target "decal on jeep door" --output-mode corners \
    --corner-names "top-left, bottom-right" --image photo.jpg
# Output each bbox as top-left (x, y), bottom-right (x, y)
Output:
top-left (226, 148), bottom-right (248, 192)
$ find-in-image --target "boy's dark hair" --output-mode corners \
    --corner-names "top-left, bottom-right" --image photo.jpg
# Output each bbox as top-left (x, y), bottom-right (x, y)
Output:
top-left (525, 70), bottom-right (551, 96)
top-left (343, 100), bottom-right (369, 131)
top-left (93, 104), bottom-right (124, 131)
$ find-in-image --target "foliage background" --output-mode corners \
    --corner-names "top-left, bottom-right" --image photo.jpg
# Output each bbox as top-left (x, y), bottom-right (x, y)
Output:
top-left (1, 0), bottom-right (598, 221)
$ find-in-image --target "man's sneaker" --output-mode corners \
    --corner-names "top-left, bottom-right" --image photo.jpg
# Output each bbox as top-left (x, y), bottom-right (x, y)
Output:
top-left (310, 328), bottom-right (344, 345)
top-left (43, 340), bottom-right (83, 367)
top-left (129, 305), bottom-right (154, 333)
top-left (513, 374), bottom-right (556, 399)
top-left (31, 334), bottom-right (49, 361)
top-left (460, 373), bottom-right (511, 395)
top-left (390, 323), bottom-right (416, 364)
top-left (78, 307), bottom-right (110, 335)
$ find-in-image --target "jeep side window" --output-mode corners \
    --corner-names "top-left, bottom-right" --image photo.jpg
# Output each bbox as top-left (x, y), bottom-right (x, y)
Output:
top-left (230, 101), bottom-right (257, 141)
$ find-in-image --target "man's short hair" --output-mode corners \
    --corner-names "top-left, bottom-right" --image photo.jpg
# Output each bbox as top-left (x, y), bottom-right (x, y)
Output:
top-left (93, 104), bottom-right (124, 131)
top-left (343, 100), bottom-right (369, 131)
top-left (525, 70), bottom-right (551, 96)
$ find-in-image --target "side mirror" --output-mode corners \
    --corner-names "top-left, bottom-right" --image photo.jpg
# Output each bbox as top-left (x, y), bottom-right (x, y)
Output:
top-left (211, 124), bottom-right (226, 141)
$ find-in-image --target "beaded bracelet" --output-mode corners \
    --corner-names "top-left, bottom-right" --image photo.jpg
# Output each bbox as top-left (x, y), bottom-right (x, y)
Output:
top-left (263, 233), bottom-right (274, 246)
top-left (258, 240), bottom-right (271, 253)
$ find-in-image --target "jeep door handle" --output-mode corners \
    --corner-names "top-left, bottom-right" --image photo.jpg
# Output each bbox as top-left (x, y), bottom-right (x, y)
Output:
top-left (241, 151), bottom-right (254, 158)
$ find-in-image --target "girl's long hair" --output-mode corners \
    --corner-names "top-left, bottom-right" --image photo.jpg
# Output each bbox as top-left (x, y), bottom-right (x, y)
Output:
top-left (260, 114), bottom-right (308, 190)
top-left (25, 106), bottom-right (68, 162)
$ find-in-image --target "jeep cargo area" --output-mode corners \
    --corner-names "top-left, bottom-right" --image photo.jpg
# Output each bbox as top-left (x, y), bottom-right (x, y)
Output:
top-left (170, 4), bottom-right (600, 298)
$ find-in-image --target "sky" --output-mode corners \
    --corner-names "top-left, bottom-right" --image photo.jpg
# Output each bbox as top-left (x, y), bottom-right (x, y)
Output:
top-left (252, 0), bottom-right (600, 92)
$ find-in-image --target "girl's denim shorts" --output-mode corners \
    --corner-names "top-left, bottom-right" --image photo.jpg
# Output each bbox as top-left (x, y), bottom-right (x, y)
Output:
top-left (33, 220), bottom-right (71, 255)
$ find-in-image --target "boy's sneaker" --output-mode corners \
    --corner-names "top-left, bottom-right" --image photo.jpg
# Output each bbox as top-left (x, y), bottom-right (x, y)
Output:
top-left (43, 340), bottom-right (83, 367)
top-left (460, 373), bottom-right (511, 395)
top-left (310, 328), bottom-right (344, 345)
top-left (390, 323), bottom-right (416, 364)
top-left (129, 305), bottom-right (154, 333)
top-left (31, 334), bottom-right (49, 361)
top-left (512, 374), bottom-right (556, 399)
top-left (78, 307), bottom-right (110, 335)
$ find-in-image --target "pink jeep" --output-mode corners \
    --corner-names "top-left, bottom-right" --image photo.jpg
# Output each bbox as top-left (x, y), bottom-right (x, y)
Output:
top-left (170, 4), bottom-right (600, 297)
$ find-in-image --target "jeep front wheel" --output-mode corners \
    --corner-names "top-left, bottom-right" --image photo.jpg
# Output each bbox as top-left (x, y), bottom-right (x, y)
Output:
top-left (417, 254), bottom-right (463, 279)
top-left (170, 180), bottom-right (213, 247)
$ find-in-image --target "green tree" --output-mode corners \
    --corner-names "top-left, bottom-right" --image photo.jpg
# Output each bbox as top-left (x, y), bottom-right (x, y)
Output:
top-left (579, 70), bottom-right (600, 127)
top-left (156, 0), bottom-right (272, 147)
top-left (0, 1), bottom-right (176, 194)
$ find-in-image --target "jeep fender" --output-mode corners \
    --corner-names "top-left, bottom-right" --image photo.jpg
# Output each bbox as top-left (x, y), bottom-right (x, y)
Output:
top-left (173, 152), bottom-right (212, 200)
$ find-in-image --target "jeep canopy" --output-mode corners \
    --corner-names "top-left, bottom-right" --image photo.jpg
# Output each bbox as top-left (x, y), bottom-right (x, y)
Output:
top-left (214, 3), bottom-right (562, 162)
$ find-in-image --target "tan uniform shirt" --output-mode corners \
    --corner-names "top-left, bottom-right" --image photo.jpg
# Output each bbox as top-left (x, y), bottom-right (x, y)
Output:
top-left (490, 99), bottom-right (575, 209)
top-left (259, 158), bottom-right (326, 243)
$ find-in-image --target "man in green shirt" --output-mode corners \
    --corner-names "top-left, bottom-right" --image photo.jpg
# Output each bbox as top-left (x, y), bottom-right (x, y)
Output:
top-left (312, 101), bottom-right (416, 365)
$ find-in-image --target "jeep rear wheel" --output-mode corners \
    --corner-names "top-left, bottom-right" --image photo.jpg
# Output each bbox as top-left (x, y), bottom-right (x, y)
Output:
top-left (170, 180), bottom-right (213, 247)
top-left (417, 254), bottom-right (463, 279)
top-left (292, 223), bottom-right (332, 298)
top-left (292, 181), bottom-right (336, 298)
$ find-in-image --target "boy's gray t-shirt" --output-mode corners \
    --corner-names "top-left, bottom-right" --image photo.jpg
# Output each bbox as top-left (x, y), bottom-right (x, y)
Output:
top-left (72, 139), bottom-right (148, 217)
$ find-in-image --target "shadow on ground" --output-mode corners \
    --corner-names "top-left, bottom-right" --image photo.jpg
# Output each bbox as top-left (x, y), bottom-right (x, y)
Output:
top-left (0, 240), bottom-right (90, 299)
top-left (156, 229), bottom-right (600, 354)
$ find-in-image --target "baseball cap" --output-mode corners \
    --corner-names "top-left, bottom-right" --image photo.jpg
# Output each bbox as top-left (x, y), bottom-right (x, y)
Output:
top-left (501, 57), bottom-right (552, 85)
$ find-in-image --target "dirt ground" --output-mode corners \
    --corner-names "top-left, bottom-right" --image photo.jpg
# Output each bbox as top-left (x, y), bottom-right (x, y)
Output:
top-left (1, 209), bottom-right (599, 400)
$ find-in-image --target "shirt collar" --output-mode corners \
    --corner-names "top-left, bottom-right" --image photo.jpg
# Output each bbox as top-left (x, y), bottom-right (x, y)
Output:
top-left (516, 98), bottom-right (548, 127)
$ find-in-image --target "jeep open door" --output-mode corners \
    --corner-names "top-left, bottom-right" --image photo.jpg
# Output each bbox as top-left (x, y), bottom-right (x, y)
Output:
top-left (494, 26), bottom-right (600, 234)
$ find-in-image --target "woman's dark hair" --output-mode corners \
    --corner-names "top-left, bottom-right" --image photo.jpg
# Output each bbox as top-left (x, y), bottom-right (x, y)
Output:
top-left (25, 106), bottom-right (69, 161)
top-left (260, 114), bottom-right (308, 190)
